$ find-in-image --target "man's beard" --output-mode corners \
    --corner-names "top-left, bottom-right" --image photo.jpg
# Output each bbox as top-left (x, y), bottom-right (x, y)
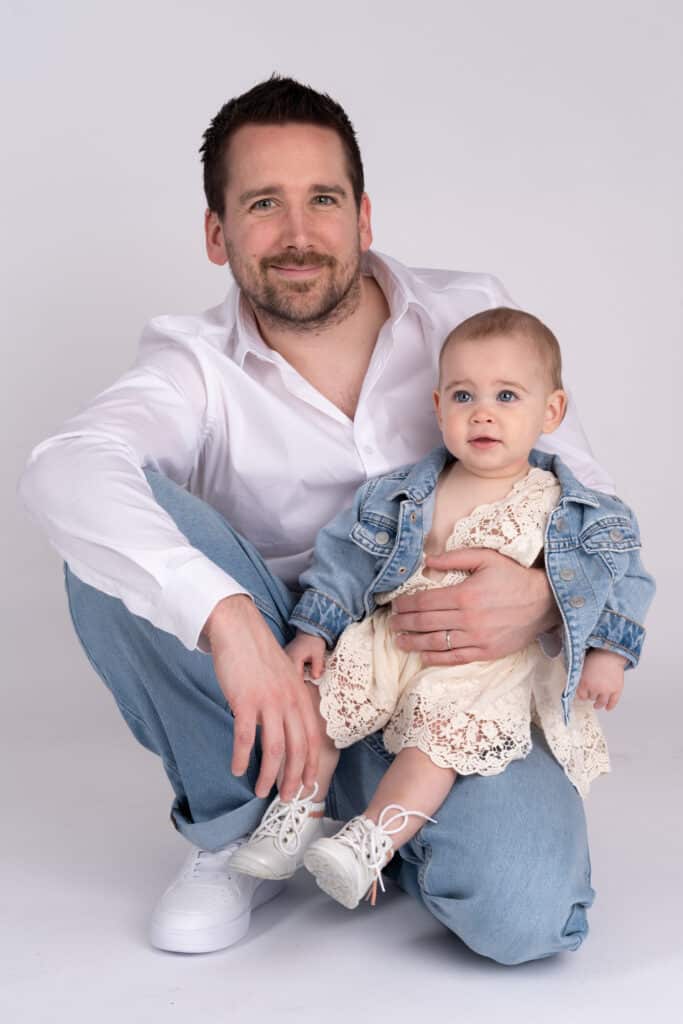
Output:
top-left (226, 240), bottom-right (363, 332)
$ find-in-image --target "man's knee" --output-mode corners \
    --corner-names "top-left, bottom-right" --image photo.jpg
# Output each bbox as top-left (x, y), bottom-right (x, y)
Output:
top-left (420, 883), bottom-right (592, 965)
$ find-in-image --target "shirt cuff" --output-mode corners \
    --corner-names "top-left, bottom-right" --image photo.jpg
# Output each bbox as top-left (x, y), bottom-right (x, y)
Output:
top-left (156, 553), bottom-right (253, 653)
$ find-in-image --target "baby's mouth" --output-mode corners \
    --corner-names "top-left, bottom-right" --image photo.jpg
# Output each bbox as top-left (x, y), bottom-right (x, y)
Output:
top-left (469, 436), bottom-right (501, 447)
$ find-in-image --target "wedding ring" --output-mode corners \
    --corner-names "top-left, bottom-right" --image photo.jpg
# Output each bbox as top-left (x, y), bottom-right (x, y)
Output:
top-left (445, 630), bottom-right (452, 651)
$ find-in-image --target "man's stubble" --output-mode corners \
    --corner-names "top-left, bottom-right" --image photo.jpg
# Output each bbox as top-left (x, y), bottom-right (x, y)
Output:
top-left (224, 236), bottom-right (363, 335)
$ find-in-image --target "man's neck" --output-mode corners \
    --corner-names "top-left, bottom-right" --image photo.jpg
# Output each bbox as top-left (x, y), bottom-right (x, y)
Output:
top-left (250, 274), bottom-right (390, 420)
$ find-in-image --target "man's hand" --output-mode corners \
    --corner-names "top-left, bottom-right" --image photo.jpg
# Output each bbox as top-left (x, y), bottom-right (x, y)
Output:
top-left (202, 596), bottom-right (321, 801)
top-left (390, 548), bottom-right (558, 665)
top-left (576, 649), bottom-right (626, 710)
top-left (285, 631), bottom-right (327, 680)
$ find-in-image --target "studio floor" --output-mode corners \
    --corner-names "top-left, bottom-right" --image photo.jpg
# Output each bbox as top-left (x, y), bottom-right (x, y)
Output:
top-left (4, 643), bottom-right (681, 1024)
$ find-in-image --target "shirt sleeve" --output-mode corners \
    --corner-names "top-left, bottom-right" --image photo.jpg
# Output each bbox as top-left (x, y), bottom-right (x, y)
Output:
top-left (533, 389), bottom-right (616, 495)
top-left (18, 322), bottom-right (248, 652)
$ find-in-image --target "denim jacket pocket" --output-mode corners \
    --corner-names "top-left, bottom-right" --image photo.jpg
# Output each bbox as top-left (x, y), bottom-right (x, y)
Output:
top-left (350, 519), bottom-right (397, 557)
top-left (579, 517), bottom-right (641, 580)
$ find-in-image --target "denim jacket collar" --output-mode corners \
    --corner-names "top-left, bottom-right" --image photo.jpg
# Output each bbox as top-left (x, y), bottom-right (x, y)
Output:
top-left (388, 445), bottom-right (601, 508)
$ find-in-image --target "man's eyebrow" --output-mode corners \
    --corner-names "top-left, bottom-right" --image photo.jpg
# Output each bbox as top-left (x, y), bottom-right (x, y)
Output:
top-left (309, 183), bottom-right (348, 198)
top-left (238, 185), bottom-right (284, 205)
top-left (238, 183), bottom-right (348, 205)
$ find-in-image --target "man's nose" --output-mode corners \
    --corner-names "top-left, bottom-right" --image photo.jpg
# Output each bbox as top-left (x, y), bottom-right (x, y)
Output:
top-left (278, 204), bottom-right (313, 250)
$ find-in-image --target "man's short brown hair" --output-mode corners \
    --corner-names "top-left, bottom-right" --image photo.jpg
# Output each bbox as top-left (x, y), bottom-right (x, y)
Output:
top-left (200, 74), bottom-right (364, 219)
top-left (439, 307), bottom-right (564, 390)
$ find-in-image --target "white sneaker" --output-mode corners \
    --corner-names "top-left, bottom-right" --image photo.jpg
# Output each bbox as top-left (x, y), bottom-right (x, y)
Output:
top-left (229, 784), bottom-right (326, 881)
top-left (149, 839), bottom-right (285, 953)
top-left (303, 804), bottom-right (436, 909)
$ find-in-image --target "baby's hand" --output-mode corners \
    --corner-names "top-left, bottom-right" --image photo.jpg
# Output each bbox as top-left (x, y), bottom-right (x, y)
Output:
top-left (576, 649), bottom-right (627, 711)
top-left (285, 631), bottom-right (327, 680)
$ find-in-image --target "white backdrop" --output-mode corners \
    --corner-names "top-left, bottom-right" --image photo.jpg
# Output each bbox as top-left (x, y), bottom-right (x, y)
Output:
top-left (2, 1), bottom-right (682, 1017)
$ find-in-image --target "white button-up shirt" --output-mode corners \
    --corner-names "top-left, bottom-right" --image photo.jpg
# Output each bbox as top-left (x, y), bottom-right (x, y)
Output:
top-left (19, 250), bottom-right (614, 652)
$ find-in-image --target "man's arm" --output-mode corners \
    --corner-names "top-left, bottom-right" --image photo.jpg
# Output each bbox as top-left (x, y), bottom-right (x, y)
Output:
top-left (18, 338), bottom-right (243, 652)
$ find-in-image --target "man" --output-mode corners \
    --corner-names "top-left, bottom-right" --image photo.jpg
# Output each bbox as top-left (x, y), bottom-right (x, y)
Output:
top-left (20, 75), bottom-right (612, 964)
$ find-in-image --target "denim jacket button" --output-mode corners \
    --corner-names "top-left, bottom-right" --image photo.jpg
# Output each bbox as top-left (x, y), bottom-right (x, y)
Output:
top-left (375, 531), bottom-right (390, 544)
top-left (569, 595), bottom-right (585, 608)
top-left (560, 569), bottom-right (575, 581)
top-left (609, 528), bottom-right (623, 542)
top-left (410, 513), bottom-right (417, 523)
top-left (555, 517), bottom-right (567, 532)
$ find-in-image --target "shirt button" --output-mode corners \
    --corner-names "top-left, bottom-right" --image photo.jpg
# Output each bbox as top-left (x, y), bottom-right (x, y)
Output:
top-left (609, 528), bottom-right (623, 542)
top-left (410, 513), bottom-right (417, 523)
top-left (555, 517), bottom-right (567, 532)
top-left (398, 567), bottom-right (407, 574)
top-left (570, 596), bottom-right (585, 608)
top-left (363, 445), bottom-right (374, 455)
top-left (375, 531), bottom-right (390, 545)
top-left (560, 569), bottom-right (575, 581)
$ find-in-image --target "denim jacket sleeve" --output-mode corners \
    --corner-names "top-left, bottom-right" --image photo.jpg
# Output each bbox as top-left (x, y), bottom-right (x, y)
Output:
top-left (582, 499), bottom-right (655, 668)
top-left (288, 480), bottom-right (381, 647)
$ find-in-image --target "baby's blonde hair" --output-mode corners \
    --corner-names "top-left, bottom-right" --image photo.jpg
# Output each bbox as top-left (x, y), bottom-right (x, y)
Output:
top-left (439, 307), bottom-right (564, 391)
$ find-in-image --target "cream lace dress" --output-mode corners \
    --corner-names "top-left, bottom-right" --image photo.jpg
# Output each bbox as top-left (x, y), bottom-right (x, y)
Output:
top-left (314, 467), bottom-right (610, 798)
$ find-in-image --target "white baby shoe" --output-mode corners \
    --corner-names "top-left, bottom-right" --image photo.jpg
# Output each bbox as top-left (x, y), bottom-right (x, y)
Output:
top-left (229, 783), bottom-right (326, 881)
top-left (149, 838), bottom-right (285, 953)
top-left (303, 804), bottom-right (436, 909)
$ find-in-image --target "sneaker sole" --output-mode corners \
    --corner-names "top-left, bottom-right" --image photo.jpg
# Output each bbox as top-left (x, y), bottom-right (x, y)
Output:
top-left (148, 878), bottom-right (285, 953)
top-left (303, 846), bottom-right (365, 910)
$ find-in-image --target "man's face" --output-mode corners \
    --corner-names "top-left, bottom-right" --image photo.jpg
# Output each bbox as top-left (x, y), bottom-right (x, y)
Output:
top-left (205, 122), bottom-right (372, 328)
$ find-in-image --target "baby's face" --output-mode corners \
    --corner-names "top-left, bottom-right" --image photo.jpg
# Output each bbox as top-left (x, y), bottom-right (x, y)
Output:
top-left (433, 332), bottom-right (566, 478)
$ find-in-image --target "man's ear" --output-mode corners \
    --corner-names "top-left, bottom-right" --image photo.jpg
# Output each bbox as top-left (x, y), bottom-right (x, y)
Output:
top-left (205, 209), bottom-right (229, 266)
top-left (358, 192), bottom-right (373, 254)
top-left (541, 389), bottom-right (568, 433)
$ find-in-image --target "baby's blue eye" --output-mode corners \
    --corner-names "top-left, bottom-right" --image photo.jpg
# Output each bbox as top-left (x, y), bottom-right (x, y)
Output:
top-left (497, 390), bottom-right (517, 402)
top-left (452, 390), bottom-right (472, 403)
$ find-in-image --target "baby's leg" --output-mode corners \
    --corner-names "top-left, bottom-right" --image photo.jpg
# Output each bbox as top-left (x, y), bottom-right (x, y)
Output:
top-left (365, 747), bottom-right (456, 848)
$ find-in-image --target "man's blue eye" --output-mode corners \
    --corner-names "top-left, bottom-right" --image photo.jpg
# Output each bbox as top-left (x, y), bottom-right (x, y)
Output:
top-left (497, 390), bottom-right (517, 402)
top-left (453, 390), bottom-right (472, 403)
top-left (251, 198), bottom-right (275, 211)
top-left (313, 195), bottom-right (335, 205)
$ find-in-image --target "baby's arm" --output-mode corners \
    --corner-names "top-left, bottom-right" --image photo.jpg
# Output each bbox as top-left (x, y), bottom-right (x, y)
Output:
top-left (576, 648), bottom-right (627, 711)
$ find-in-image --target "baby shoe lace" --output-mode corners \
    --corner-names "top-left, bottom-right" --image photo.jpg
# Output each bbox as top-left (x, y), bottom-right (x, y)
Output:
top-left (336, 803), bottom-right (437, 905)
top-left (249, 782), bottom-right (321, 856)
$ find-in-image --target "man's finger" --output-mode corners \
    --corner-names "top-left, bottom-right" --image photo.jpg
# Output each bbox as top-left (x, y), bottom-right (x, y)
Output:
top-left (390, 609), bottom-right (463, 634)
top-left (279, 712), bottom-right (308, 802)
top-left (299, 691), bottom-right (322, 791)
top-left (255, 711), bottom-right (285, 799)
top-left (424, 547), bottom-right (494, 572)
top-left (231, 708), bottom-right (256, 777)
top-left (606, 692), bottom-right (620, 711)
top-left (420, 647), bottom-right (485, 667)
top-left (392, 585), bottom-right (466, 615)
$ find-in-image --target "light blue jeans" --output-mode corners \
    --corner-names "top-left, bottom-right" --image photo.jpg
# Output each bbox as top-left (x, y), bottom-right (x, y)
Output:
top-left (64, 469), bottom-right (595, 965)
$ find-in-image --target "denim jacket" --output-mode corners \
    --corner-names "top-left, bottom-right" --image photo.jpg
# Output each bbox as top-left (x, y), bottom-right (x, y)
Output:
top-left (289, 446), bottom-right (655, 722)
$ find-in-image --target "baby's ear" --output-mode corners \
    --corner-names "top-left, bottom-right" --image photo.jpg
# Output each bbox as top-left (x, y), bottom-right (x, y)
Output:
top-left (542, 389), bottom-right (568, 433)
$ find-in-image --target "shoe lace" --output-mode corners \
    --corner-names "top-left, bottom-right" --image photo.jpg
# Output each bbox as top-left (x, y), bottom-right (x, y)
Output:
top-left (249, 782), bottom-right (321, 856)
top-left (187, 839), bottom-right (245, 882)
top-left (336, 803), bottom-right (437, 905)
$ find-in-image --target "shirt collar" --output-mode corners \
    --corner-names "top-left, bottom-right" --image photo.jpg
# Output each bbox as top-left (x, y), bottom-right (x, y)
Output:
top-left (225, 248), bottom-right (436, 369)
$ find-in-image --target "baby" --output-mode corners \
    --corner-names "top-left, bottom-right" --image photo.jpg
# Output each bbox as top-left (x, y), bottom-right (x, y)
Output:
top-left (230, 307), bottom-right (654, 908)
